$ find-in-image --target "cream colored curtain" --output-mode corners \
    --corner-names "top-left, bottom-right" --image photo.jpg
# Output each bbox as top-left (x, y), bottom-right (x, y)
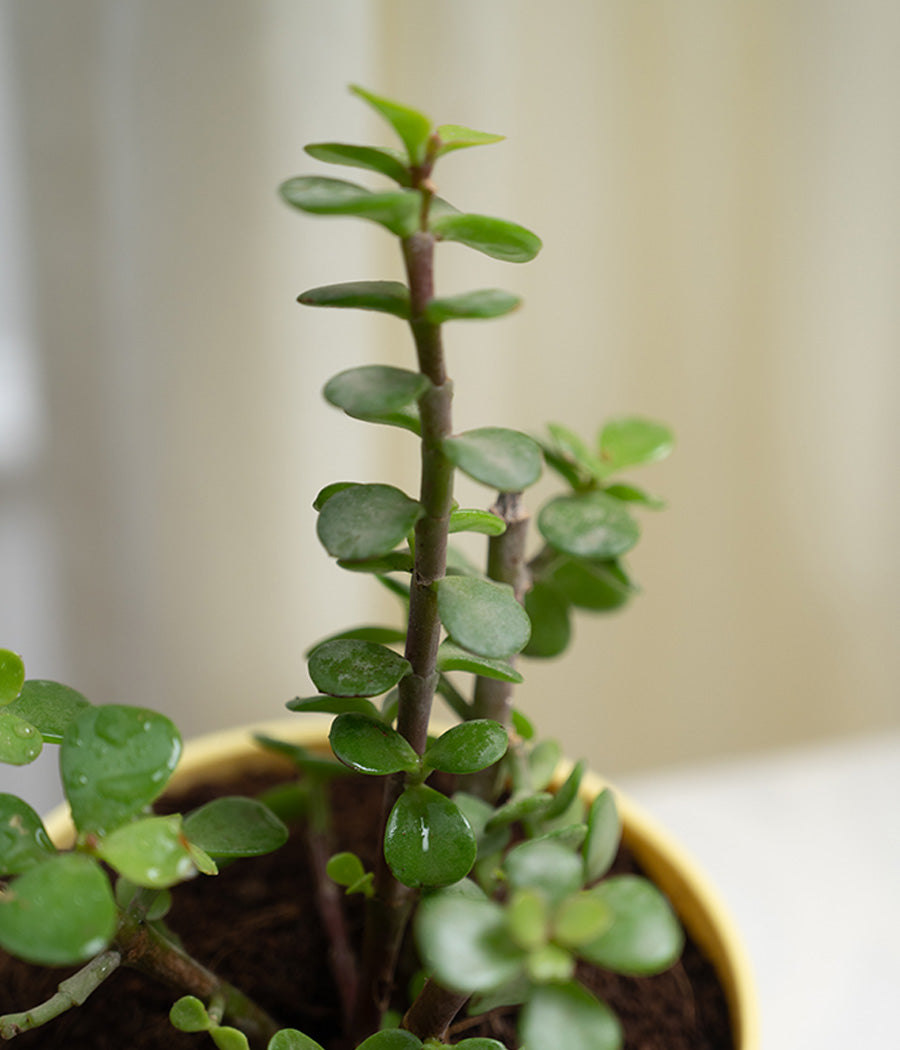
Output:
top-left (1, 1), bottom-right (898, 805)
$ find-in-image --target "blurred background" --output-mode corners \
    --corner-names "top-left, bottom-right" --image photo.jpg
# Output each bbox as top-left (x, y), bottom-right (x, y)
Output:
top-left (1, 0), bottom-right (899, 806)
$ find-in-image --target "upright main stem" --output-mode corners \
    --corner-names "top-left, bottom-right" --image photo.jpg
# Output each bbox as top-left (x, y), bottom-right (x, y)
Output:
top-left (354, 225), bottom-right (456, 1038)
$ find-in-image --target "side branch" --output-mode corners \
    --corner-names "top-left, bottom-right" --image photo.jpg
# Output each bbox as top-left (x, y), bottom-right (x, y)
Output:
top-left (0, 950), bottom-right (121, 1040)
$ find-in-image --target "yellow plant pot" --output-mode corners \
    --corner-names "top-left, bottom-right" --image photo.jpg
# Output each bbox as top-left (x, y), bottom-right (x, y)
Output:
top-left (46, 717), bottom-right (758, 1049)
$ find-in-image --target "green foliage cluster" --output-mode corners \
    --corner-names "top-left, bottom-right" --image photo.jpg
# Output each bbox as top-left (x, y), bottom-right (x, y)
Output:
top-left (1, 86), bottom-right (677, 1050)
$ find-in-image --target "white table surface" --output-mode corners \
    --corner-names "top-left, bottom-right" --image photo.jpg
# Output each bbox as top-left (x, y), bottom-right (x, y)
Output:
top-left (619, 730), bottom-right (900, 1049)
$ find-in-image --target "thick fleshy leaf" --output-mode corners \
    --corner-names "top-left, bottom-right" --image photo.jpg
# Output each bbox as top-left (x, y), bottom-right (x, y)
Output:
top-left (584, 789), bottom-right (621, 883)
top-left (543, 760), bottom-right (585, 821)
top-left (0, 853), bottom-right (116, 965)
top-left (430, 213), bottom-right (542, 263)
top-left (312, 481), bottom-right (356, 511)
top-left (252, 736), bottom-right (346, 780)
top-left (169, 996), bottom-right (212, 1033)
top-left (528, 739), bottom-right (563, 792)
top-left (300, 281), bottom-right (411, 319)
top-left (0, 794), bottom-right (56, 875)
top-left (523, 582), bottom-right (571, 658)
top-left (452, 792), bottom-right (511, 860)
top-left (504, 838), bottom-right (584, 906)
top-left (212, 1027), bottom-right (249, 1050)
top-left (286, 695), bottom-right (381, 719)
top-left (304, 142), bottom-right (411, 186)
top-left (329, 712), bottom-right (420, 776)
top-left (435, 576), bottom-right (531, 659)
top-left (454, 1040), bottom-right (509, 1050)
top-left (384, 785), bottom-right (477, 888)
top-left (538, 493), bottom-right (640, 560)
top-left (325, 366), bottom-right (426, 433)
top-left (485, 792), bottom-right (554, 830)
top-left (183, 797), bottom-right (288, 859)
top-left (547, 422), bottom-right (606, 479)
top-left (554, 891), bottom-right (614, 948)
top-left (308, 640), bottom-right (411, 698)
top-left (61, 705), bottom-right (182, 835)
top-left (425, 289), bottom-right (521, 323)
top-left (338, 551), bottom-right (414, 574)
top-left (424, 720), bottom-right (508, 776)
top-left (448, 508), bottom-right (506, 536)
top-left (598, 418), bottom-right (674, 473)
top-left (548, 557), bottom-right (634, 612)
top-left (306, 625), bottom-right (407, 652)
top-left (507, 887), bottom-right (549, 951)
top-left (269, 1030), bottom-right (327, 1050)
top-left (317, 484), bottom-right (422, 561)
top-left (356, 1030), bottom-right (422, 1050)
top-left (436, 642), bottom-right (523, 684)
top-left (326, 851), bottom-right (366, 886)
top-left (279, 176), bottom-right (419, 237)
top-left (0, 650), bottom-right (24, 706)
top-left (416, 893), bottom-right (524, 992)
top-left (579, 875), bottom-right (684, 975)
top-left (350, 85), bottom-right (432, 165)
top-left (604, 482), bottom-right (666, 510)
top-left (5, 680), bottom-right (91, 743)
top-left (520, 981), bottom-right (623, 1050)
top-left (444, 427), bottom-right (542, 492)
top-left (435, 124), bottom-right (505, 156)
top-left (98, 814), bottom-right (196, 888)
top-left (0, 711), bottom-right (42, 765)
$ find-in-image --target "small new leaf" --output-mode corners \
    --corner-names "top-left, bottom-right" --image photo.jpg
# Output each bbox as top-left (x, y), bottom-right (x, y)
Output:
top-left (435, 123), bottom-right (505, 156)
top-left (279, 176), bottom-right (419, 237)
top-left (304, 142), bottom-right (411, 186)
top-left (350, 85), bottom-right (432, 166)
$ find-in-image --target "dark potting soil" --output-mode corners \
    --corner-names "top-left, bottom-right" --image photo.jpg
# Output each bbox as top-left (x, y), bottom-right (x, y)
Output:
top-left (0, 766), bottom-right (733, 1050)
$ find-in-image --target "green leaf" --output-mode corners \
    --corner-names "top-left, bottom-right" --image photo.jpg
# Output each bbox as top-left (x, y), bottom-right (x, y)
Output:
top-left (304, 142), bottom-right (411, 186)
top-left (436, 643), bottom-right (524, 683)
top-left (325, 851), bottom-right (366, 886)
top-left (520, 981), bottom-right (622, 1050)
top-left (425, 289), bottom-right (521, 323)
top-left (212, 1027), bottom-right (250, 1050)
top-left (305, 625), bottom-right (407, 652)
top-left (60, 705), bottom-right (182, 835)
top-left (338, 552), bottom-right (414, 575)
top-left (504, 838), bottom-right (584, 906)
top-left (329, 712), bottom-right (420, 776)
top-left (279, 176), bottom-right (419, 236)
top-left (0, 853), bottom-right (116, 965)
top-left (98, 815), bottom-right (195, 888)
top-left (0, 794), bottom-right (57, 875)
top-left (424, 720), bottom-right (508, 776)
top-left (435, 576), bottom-right (531, 659)
top-left (435, 123), bottom-right (505, 156)
top-left (543, 760), bottom-right (585, 821)
top-left (0, 649), bottom-right (25, 706)
top-left (268, 1031), bottom-right (326, 1050)
top-left (485, 791), bottom-right (554, 830)
top-left (350, 85), bottom-right (432, 165)
top-left (324, 365), bottom-right (429, 433)
top-left (308, 640), bottom-right (411, 698)
top-left (0, 711), bottom-right (42, 765)
top-left (443, 426), bottom-right (541, 491)
top-left (538, 493), bottom-right (640, 560)
top-left (579, 875), bottom-right (684, 975)
top-left (183, 797), bottom-right (288, 859)
top-left (4, 680), bottom-right (91, 743)
top-left (384, 785), bottom-right (477, 888)
top-left (598, 418), bottom-right (674, 473)
top-left (583, 789), bottom-right (621, 883)
top-left (444, 427), bottom-right (543, 491)
top-left (169, 996), bottom-right (212, 1033)
top-left (528, 739), bottom-right (562, 792)
top-left (554, 891), bottom-right (614, 948)
top-left (547, 422), bottom-right (607, 479)
top-left (286, 695), bottom-right (382, 719)
top-left (300, 281), bottom-right (411, 319)
top-left (522, 582), bottom-right (571, 659)
top-left (506, 888), bottom-right (549, 951)
top-left (430, 213), bottom-right (542, 263)
top-left (317, 484), bottom-right (423, 561)
top-left (312, 481), bottom-right (356, 511)
top-left (252, 735), bottom-right (346, 779)
top-left (604, 482), bottom-right (666, 510)
top-left (451, 792), bottom-right (511, 860)
top-left (356, 1030), bottom-right (422, 1050)
top-left (548, 557), bottom-right (634, 612)
top-left (448, 508), bottom-right (506, 536)
top-left (454, 1041), bottom-right (509, 1050)
top-left (416, 893), bottom-right (525, 992)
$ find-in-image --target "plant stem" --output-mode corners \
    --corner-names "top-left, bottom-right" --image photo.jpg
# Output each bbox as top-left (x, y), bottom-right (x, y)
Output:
top-left (402, 977), bottom-right (469, 1042)
top-left (114, 912), bottom-right (281, 1047)
top-left (354, 225), bottom-right (456, 1040)
top-left (0, 950), bottom-right (121, 1040)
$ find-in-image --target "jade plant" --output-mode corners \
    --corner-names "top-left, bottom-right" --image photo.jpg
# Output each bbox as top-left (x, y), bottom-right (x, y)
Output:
top-left (0, 86), bottom-right (681, 1050)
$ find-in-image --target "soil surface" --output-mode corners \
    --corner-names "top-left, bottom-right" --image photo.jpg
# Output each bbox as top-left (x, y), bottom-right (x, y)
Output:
top-left (0, 766), bottom-right (733, 1050)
